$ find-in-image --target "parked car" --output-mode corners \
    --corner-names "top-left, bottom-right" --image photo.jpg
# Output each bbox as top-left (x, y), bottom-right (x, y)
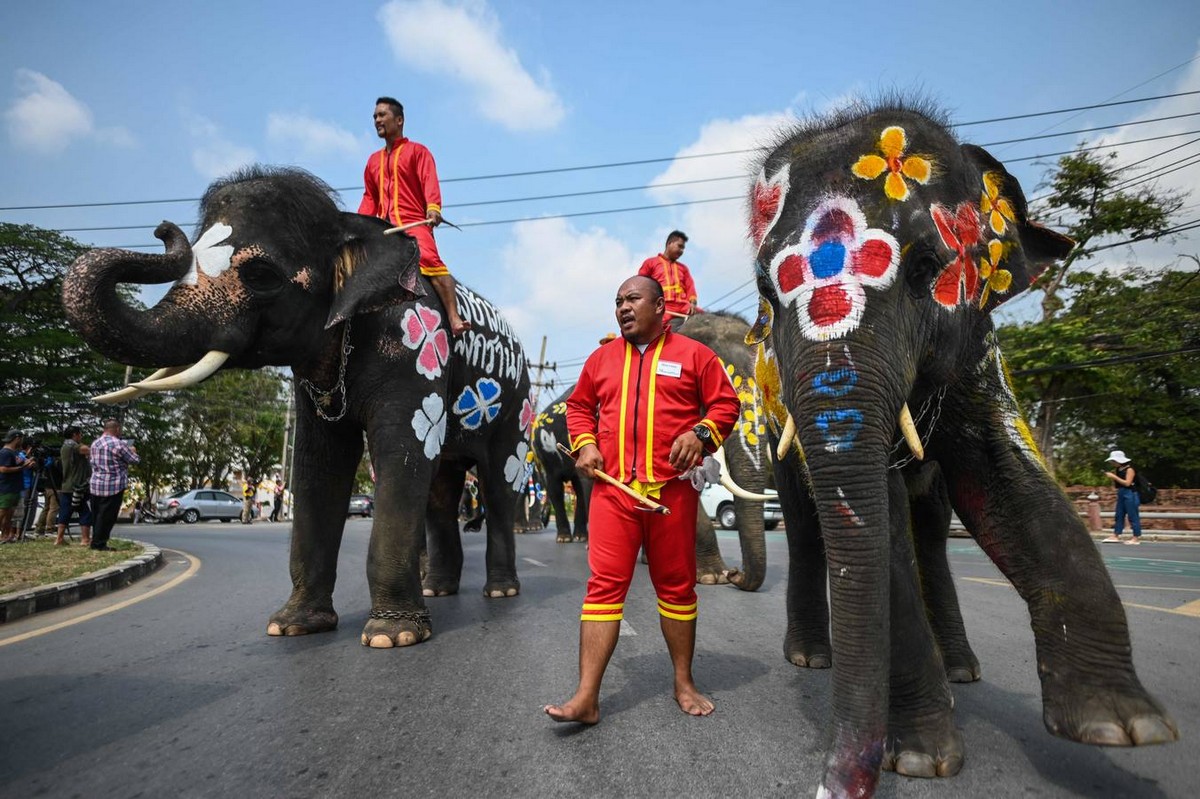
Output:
top-left (348, 494), bottom-right (374, 517)
top-left (156, 489), bottom-right (242, 524)
top-left (699, 483), bottom-right (782, 531)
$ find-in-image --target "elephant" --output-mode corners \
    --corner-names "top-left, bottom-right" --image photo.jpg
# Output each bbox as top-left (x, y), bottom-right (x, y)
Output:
top-left (62, 165), bottom-right (532, 649)
top-left (747, 103), bottom-right (1177, 795)
top-left (530, 389), bottom-right (593, 543)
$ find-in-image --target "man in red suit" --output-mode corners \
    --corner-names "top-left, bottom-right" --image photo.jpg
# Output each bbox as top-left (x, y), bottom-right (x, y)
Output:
top-left (638, 230), bottom-right (698, 330)
top-left (359, 97), bottom-right (469, 335)
top-left (544, 275), bottom-right (739, 724)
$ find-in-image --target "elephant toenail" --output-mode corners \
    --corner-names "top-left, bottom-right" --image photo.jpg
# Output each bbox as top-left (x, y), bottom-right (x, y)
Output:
top-left (422, 588), bottom-right (435, 597)
top-left (396, 631), bottom-right (416, 646)
top-left (267, 623), bottom-right (283, 636)
top-left (369, 634), bottom-right (395, 648)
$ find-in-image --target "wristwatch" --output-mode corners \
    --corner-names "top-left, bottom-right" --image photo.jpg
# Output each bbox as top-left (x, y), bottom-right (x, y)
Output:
top-left (692, 424), bottom-right (712, 445)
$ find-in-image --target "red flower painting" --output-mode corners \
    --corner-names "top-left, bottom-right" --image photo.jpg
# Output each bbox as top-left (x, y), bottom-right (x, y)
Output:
top-left (930, 203), bottom-right (983, 308)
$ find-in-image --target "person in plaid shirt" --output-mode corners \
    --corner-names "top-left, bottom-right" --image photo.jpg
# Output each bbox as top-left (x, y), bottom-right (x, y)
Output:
top-left (88, 418), bottom-right (139, 551)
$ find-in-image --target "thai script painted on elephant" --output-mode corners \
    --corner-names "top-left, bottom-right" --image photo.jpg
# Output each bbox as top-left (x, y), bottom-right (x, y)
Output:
top-left (751, 166), bottom-right (790, 253)
top-left (178, 223), bottom-right (234, 286)
top-left (850, 126), bottom-right (934, 202)
top-left (453, 285), bottom-right (527, 383)
top-left (930, 202), bottom-right (984, 308)
top-left (812, 344), bottom-right (862, 453)
top-left (411, 392), bottom-right (447, 460)
top-left (453, 378), bottom-right (503, 430)
top-left (401, 305), bottom-right (450, 380)
top-left (768, 197), bottom-right (899, 341)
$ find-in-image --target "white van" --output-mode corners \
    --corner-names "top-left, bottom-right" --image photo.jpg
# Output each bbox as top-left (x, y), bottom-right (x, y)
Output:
top-left (700, 483), bottom-right (783, 531)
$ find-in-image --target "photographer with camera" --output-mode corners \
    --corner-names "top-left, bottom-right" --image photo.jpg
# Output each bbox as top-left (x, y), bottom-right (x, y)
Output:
top-left (56, 426), bottom-right (93, 547)
top-left (30, 439), bottom-right (63, 537)
top-left (87, 419), bottom-right (138, 551)
top-left (1, 429), bottom-right (36, 543)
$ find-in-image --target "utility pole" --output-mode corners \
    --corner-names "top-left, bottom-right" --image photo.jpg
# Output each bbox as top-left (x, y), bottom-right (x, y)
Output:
top-left (279, 380), bottom-right (293, 484)
top-left (528, 335), bottom-right (557, 411)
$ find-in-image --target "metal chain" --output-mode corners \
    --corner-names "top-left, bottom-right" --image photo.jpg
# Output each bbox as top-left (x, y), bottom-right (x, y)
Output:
top-left (888, 386), bottom-right (947, 470)
top-left (300, 320), bottom-right (353, 422)
top-left (368, 608), bottom-right (432, 625)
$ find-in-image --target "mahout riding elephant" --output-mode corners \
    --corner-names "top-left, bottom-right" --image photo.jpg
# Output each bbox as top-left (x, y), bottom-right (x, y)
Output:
top-left (62, 166), bottom-right (532, 649)
top-left (530, 389), bottom-right (593, 543)
top-left (748, 102), bottom-right (1177, 795)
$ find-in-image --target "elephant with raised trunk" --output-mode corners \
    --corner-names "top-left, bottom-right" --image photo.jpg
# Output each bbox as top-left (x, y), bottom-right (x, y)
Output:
top-left (749, 103), bottom-right (1177, 796)
top-left (62, 166), bottom-right (532, 649)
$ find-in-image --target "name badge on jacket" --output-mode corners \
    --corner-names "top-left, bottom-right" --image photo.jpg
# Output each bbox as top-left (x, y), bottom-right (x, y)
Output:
top-left (656, 360), bottom-right (682, 378)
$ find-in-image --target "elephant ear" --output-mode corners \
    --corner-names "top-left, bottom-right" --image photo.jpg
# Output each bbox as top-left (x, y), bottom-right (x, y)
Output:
top-left (325, 212), bottom-right (424, 329)
top-left (961, 144), bottom-right (1075, 313)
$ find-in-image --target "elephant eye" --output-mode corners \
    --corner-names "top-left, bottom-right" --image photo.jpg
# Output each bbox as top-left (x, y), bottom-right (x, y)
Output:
top-left (904, 246), bottom-right (942, 298)
top-left (240, 259), bottom-right (285, 294)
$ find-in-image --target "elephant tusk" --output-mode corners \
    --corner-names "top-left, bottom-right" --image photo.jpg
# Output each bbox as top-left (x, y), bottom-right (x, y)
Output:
top-left (92, 366), bottom-right (187, 403)
top-left (776, 413), bottom-right (797, 460)
top-left (900, 402), bottom-right (924, 460)
top-left (713, 447), bottom-right (773, 501)
top-left (131, 351), bottom-right (230, 391)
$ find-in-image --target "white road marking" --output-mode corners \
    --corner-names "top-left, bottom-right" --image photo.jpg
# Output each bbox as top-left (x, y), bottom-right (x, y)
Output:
top-left (522, 558), bottom-right (548, 568)
top-left (619, 620), bottom-right (636, 636)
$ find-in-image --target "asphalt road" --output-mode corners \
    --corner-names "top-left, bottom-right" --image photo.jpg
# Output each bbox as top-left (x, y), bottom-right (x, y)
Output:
top-left (0, 520), bottom-right (1196, 798)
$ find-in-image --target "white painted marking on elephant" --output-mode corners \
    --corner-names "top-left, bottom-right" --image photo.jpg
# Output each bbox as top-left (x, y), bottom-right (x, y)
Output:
top-left (834, 487), bottom-right (866, 527)
top-left (411, 393), bottom-right (447, 460)
top-left (538, 427), bottom-right (558, 453)
top-left (522, 557), bottom-right (548, 568)
top-left (619, 620), bottom-right (637, 637)
top-left (452, 285), bottom-right (527, 383)
top-left (985, 336), bottom-right (1045, 470)
top-left (504, 441), bottom-right (530, 491)
top-left (178, 222), bottom-right (234, 286)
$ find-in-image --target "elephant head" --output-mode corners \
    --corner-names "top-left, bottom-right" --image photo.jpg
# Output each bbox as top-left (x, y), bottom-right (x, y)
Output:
top-left (62, 166), bottom-right (422, 396)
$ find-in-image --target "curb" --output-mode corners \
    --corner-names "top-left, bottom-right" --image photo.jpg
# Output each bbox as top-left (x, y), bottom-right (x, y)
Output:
top-left (949, 528), bottom-right (1200, 544)
top-left (0, 540), bottom-right (164, 625)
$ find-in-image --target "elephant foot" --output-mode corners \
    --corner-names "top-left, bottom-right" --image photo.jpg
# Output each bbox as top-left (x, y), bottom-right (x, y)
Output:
top-left (727, 568), bottom-right (764, 592)
top-left (484, 578), bottom-right (520, 598)
top-left (883, 713), bottom-right (964, 778)
top-left (360, 609), bottom-right (433, 648)
top-left (696, 567), bottom-right (730, 585)
top-left (572, 534), bottom-right (587, 544)
top-left (556, 532), bottom-right (573, 543)
top-left (422, 575), bottom-right (459, 597)
top-left (943, 650), bottom-right (982, 683)
top-left (1041, 676), bottom-right (1179, 746)
top-left (266, 604), bottom-right (338, 637)
top-left (785, 636), bottom-right (832, 669)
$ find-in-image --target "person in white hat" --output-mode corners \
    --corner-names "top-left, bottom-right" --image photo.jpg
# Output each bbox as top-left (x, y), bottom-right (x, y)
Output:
top-left (1101, 450), bottom-right (1142, 545)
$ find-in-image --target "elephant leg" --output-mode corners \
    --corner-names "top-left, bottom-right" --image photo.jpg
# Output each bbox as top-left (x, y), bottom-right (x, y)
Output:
top-left (478, 458), bottom-right (520, 598)
top-left (267, 404), bottom-right (360, 637)
top-left (695, 500), bottom-right (731, 585)
top-left (359, 429), bottom-right (436, 648)
top-left (940, 403), bottom-right (1177, 746)
top-left (884, 472), bottom-right (964, 778)
top-left (423, 460), bottom-right (465, 597)
top-left (572, 475), bottom-right (593, 543)
top-left (547, 474), bottom-right (572, 543)
top-left (910, 467), bottom-right (981, 683)
top-left (775, 456), bottom-right (831, 669)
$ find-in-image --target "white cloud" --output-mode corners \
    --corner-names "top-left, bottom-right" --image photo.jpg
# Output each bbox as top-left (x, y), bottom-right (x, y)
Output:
top-left (266, 112), bottom-right (363, 160)
top-left (187, 112), bottom-right (256, 179)
top-left (646, 110), bottom-right (798, 315)
top-left (378, 0), bottom-right (564, 132)
top-left (498, 217), bottom-right (631, 353)
top-left (5, 69), bottom-right (134, 153)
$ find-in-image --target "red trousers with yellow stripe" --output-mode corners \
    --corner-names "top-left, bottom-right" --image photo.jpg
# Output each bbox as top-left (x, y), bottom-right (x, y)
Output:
top-left (581, 478), bottom-right (699, 623)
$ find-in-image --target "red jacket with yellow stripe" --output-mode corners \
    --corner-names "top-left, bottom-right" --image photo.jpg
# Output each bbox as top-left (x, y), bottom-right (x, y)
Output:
top-left (566, 329), bottom-right (740, 484)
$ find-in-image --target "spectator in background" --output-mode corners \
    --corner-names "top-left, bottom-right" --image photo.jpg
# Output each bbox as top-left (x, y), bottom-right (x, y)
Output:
top-left (30, 441), bottom-right (63, 537)
top-left (638, 231), bottom-right (698, 331)
top-left (0, 429), bottom-right (34, 543)
top-left (270, 479), bottom-right (285, 523)
top-left (241, 477), bottom-right (257, 524)
top-left (1102, 449), bottom-right (1142, 546)
top-left (88, 419), bottom-right (139, 551)
top-left (57, 426), bottom-right (93, 547)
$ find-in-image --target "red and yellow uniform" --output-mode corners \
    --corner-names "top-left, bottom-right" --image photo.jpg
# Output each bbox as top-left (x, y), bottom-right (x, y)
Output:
top-left (359, 137), bottom-right (449, 277)
top-left (567, 329), bottom-right (739, 622)
top-left (638, 255), bottom-right (698, 319)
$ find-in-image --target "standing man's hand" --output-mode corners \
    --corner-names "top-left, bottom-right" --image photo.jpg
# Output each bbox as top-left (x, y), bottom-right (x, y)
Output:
top-left (669, 431), bottom-right (704, 472)
top-left (426, 208), bottom-right (443, 227)
top-left (575, 444), bottom-right (603, 479)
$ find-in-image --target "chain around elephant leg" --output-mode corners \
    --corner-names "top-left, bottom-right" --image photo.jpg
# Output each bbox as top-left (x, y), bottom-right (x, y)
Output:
top-left (361, 608), bottom-right (433, 648)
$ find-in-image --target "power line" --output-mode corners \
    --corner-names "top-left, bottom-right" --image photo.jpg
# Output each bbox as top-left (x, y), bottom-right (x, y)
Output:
top-left (1009, 346), bottom-right (1200, 376)
top-left (5, 91), bottom-right (1199, 213)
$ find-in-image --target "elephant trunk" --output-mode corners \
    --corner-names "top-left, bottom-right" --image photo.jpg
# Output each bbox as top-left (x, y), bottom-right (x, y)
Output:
top-left (61, 222), bottom-right (202, 367)
top-left (727, 494), bottom-right (767, 591)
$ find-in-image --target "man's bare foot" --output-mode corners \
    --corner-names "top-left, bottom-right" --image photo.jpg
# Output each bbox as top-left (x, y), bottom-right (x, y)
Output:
top-left (543, 698), bottom-right (599, 725)
top-left (675, 683), bottom-right (715, 717)
top-left (449, 315), bottom-right (472, 336)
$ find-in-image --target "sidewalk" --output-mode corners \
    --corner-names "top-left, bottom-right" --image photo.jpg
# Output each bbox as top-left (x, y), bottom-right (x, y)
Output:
top-left (0, 540), bottom-right (164, 624)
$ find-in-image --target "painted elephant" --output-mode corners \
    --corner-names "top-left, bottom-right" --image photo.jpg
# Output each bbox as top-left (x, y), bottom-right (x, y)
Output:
top-left (748, 103), bottom-right (1177, 795)
top-left (530, 389), bottom-right (593, 543)
top-left (62, 166), bottom-right (532, 649)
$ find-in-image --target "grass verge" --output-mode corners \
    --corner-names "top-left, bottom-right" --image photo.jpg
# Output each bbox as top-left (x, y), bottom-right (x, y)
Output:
top-left (0, 537), bottom-right (143, 595)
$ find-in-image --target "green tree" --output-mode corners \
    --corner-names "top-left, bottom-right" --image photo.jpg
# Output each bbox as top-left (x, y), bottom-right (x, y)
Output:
top-left (1020, 148), bottom-right (1189, 475)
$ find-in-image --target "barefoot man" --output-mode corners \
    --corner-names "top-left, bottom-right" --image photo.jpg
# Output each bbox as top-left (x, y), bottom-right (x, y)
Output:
top-left (544, 275), bottom-right (739, 724)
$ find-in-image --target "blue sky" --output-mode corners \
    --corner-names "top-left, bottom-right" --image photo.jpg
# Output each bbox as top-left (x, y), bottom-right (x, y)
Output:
top-left (3, 1), bottom-right (1198, 398)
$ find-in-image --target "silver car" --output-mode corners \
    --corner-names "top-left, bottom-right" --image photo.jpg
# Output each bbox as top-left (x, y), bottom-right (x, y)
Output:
top-left (157, 489), bottom-right (242, 524)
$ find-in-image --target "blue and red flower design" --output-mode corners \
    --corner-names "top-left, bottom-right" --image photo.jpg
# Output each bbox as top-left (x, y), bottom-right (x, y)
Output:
top-left (767, 197), bottom-right (899, 341)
